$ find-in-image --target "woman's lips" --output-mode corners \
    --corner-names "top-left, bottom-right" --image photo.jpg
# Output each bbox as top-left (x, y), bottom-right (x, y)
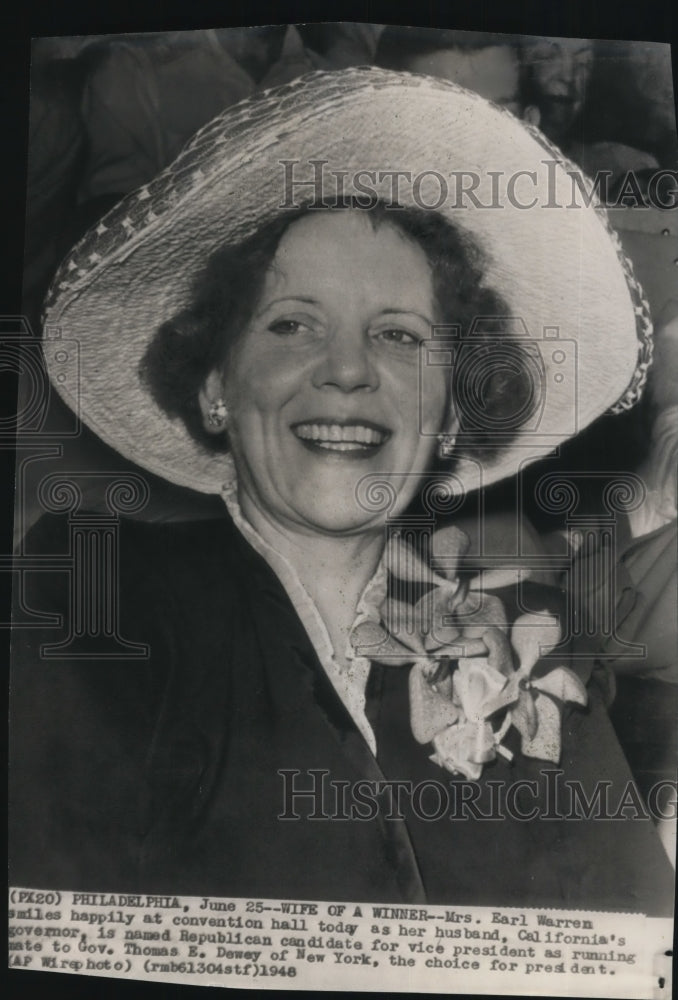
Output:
top-left (291, 420), bottom-right (391, 456)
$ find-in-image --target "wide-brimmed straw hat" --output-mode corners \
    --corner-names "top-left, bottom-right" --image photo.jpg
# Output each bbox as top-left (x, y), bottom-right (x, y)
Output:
top-left (43, 67), bottom-right (651, 496)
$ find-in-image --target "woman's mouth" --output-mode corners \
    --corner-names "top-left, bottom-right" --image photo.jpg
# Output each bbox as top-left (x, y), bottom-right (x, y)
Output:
top-left (291, 420), bottom-right (391, 457)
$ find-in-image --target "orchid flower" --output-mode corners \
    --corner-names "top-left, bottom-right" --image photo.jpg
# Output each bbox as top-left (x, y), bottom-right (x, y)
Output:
top-left (504, 612), bottom-right (588, 763)
top-left (349, 529), bottom-right (588, 778)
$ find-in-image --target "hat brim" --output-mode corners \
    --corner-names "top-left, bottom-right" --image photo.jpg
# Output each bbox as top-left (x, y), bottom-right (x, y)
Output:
top-left (43, 67), bottom-right (651, 496)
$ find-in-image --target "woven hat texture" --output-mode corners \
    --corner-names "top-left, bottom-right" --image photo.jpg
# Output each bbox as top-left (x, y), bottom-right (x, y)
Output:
top-left (43, 67), bottom-right (651, 495)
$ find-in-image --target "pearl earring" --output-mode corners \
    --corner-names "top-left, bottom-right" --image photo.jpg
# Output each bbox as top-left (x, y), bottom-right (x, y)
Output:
top-left (437, 432), bottom-right (456, 456)
top-left (207, 399), bottom-right (229, 428)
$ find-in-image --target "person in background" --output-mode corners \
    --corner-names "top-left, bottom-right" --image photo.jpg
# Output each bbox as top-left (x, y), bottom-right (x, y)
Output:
top-left (77, 29), bottom-right (256, 210)
top-left (76, 25), bottom-right (384, 213)
top-left (297, 22), bottom-right (382, 68)
top-left (22, 48), bottom-right (87, 326)
top-left (375, 27), bottom-right (527, 117)
top-left (571, 303), bottom-right (678, 864)
top-left (584, 39), bottom-right (678, 174)
top-left (518, 35), bottom-right (593, 152)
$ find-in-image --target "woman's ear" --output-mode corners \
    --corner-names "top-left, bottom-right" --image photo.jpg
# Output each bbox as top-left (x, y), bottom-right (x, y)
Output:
top-left (198, 369), bottom-right (229, 434)
top-left (441, 413), bottom-right (460, 439)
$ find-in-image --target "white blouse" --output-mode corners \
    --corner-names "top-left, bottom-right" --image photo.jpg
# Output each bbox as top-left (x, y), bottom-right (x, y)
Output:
top-left (220, 457), bottom-right (383, 754)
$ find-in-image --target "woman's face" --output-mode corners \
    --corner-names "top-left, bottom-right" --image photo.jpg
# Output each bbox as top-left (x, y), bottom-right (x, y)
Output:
top-left (211, 210), bottom-right (449, 535)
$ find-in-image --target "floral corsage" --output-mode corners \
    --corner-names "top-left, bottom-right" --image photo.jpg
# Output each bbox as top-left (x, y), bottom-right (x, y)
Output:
top-left (350, 527), bottom-right (587, 780)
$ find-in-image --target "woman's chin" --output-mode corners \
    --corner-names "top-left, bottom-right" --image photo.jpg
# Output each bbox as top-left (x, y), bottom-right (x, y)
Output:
top-left (288, 499), bottom-right (385, 537)
top-left (276, 462), bottom-right (426, 535)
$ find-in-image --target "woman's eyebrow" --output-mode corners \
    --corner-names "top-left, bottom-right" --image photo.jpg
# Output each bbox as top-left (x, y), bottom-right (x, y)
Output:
top-left (378, 308), bottom-right (435, 326)
top-left (266, 296), bottom-right (320, 306)
top-left (254, 296), bottom-right (321, 317)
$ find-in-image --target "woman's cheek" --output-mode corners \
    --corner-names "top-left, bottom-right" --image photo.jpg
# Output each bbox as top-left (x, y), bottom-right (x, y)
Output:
top-left (234, 351), bottom-right (304, 411)
top-left (419, 371), bottom-right (449, 436)
top-left (227, 365), bottom-right (274, 417)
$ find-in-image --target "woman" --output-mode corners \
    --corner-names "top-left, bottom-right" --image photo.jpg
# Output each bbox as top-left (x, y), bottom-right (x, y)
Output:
top-left (10, 68), bottom-right (673, 913)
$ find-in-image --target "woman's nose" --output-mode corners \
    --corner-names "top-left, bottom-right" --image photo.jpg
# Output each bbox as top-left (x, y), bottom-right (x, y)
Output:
top-left (312, 328), bottom-right (379, 392)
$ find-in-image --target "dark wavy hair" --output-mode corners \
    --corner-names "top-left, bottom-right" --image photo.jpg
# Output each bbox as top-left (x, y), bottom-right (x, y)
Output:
top-left (140, 200), bottom-right (537, 461)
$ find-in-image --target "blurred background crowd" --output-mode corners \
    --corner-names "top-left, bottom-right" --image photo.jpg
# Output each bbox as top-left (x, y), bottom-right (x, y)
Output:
top-left (19, 23), bottom-right (678, 845)
top-left (25, 23), bottom-right (678, 320)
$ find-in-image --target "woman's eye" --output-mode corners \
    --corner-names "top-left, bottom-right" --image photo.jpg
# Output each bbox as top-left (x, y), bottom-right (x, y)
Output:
top-left (376, 328), bottom-right (421, 346)
top-left (268, 319), bottom-right (309, 336)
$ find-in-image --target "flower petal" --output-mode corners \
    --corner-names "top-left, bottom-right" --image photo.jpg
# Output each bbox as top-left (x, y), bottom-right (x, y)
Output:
top-left (385, 535), bottom-right (439, 585)
top-left (424, 627), bottom-right (459, 652)
top-left (511, 612), bottom-right (561, 677)
top-left (382, 598), bottom-right (426, 654)
top-left (532, 667), bottom-right (588, 706)
top-left (520, 692), bottom-right (562, 762)
top-left (436, 635), bottom-right (488, 659)
top-left (431, 524), bottom-right (470, 579)
top-left (509, 690), bottom-right (539, 741)
top-left (454, 658), bottom-right (510, 721)
top-left (415, 584), bottom-right (465, 649)
top-left (467, 721), bottom-right (497, 764)
top-left (350, 620), bottom-right (416, 664)
top-left (469, 567), bottom-right (530, 591)
top-left (409, 662), bottom-right (461, 744)
top-left (455, 592), bottom-right (508, 634)
top-left (430, 725), bottom-right (483, 780)
top-left (478, 625), bottom-right (515, 679)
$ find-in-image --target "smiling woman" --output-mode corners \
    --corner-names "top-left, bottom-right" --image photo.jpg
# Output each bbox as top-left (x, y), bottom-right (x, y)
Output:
top-left (141, 200), bottom-right (526, 536)
top-left (9, 68), bottom-right (673, 914)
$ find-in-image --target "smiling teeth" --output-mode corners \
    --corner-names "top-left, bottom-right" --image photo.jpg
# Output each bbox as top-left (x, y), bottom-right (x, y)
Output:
top-left (294, 423), bottom-right (386, 446)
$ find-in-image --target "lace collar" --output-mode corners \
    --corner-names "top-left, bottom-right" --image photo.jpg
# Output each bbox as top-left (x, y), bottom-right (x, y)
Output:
top-left (219, 455), bottom-right (383, 753)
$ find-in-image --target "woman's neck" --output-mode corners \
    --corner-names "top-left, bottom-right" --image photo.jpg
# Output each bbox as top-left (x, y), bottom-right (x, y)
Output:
top-left (237, 488), bottom-right (385, 663)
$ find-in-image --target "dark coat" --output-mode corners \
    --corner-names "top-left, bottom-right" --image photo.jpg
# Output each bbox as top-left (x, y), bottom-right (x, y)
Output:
top-left (9, 513), bottom-right (674, 914)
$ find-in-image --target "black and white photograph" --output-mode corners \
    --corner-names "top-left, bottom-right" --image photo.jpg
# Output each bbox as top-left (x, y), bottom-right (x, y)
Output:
top-left (6, 7), bottom-right (678, 997)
